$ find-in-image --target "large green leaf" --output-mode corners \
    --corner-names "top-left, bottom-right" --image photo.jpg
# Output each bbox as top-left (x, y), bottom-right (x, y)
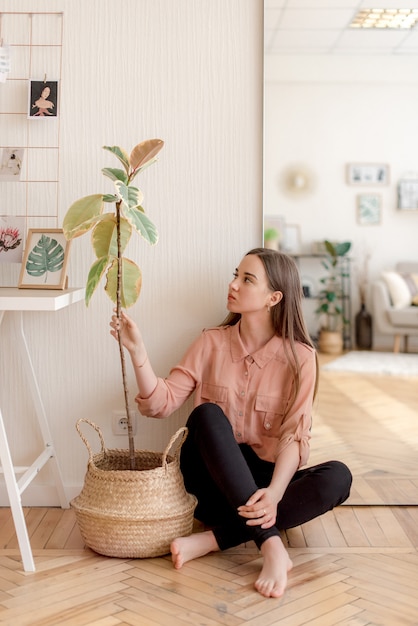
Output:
top-left (102, 167), bottom-right (129, 184)
top-left (114, 183), bottom-right (144, 211)
top-left (114, 180), bottom-right (129, 206)
top-left (324, 240), bottom-right (351, 258)
top-left (63, 194), bottom-right (104, 239)
top-left (91, 216), bottom-right (132, 259)
top-left (127, 186), bottom-right (144, 209)
top-left (103, 145), bottom-right (130, 173)
top-left (334, 241), bottom-right (351, 257)
top-left (105, 257), bottom-right (142, 308)
top-left (122, 205), bottom-right (158, 245)
top-left (129, 139), bottom-right (164, 173)
top-left (85, 256), bottom-right (110, 306)
top-left (26, 234), bottom-right (65, 280)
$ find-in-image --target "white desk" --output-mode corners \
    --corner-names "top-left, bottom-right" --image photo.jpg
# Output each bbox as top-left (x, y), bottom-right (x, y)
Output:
top-left (0, 287), bottom-right (84, 571)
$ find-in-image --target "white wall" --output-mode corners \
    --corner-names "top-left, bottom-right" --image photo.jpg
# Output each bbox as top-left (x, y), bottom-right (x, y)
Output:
top-left (264, 55), bottom-right (418, 349)
top-left (0, 0), bottom-right (263, 504)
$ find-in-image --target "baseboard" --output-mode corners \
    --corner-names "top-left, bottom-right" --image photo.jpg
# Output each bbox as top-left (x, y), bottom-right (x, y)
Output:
top-left (0, 483), bottom-right (83, 507)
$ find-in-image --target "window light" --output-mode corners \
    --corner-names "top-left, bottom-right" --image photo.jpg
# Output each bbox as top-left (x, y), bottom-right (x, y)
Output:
top-left (350, 8), bottom-right (418, 29)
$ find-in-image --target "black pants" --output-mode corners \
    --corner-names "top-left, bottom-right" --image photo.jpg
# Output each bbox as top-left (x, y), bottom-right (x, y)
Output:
top-left (180, 403), bottom-right (352, 551)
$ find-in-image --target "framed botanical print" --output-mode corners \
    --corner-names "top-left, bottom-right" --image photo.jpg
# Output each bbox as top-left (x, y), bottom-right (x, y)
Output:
top-left (357, 194), bottom-right (381, 225)
top-left (18, 228), bottom-right (71, 289)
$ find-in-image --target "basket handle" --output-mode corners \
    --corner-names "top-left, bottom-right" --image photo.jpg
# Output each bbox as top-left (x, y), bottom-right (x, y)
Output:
top-left (162, 426), bottom-right (189, 470)
top-left (75, 418), bottom-right (107, 461)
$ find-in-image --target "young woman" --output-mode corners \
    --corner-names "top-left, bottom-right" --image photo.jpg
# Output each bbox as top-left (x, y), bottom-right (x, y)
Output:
top-left (110, 248), bottom-right (352, 598)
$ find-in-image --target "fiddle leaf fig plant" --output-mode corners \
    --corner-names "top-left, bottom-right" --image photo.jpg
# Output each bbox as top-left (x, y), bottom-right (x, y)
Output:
top-left (316, 240), bottom-right (351, 332)
top-left (63, 139), bottom-right (164, 468)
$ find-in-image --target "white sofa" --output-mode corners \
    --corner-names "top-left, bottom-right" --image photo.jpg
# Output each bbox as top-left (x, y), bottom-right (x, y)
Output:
top-left (371, 261), bottom-right (418, 352)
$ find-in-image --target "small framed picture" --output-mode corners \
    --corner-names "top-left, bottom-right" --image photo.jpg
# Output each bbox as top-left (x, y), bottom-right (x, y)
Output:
top-left (397, 179), bottom-right (418, 210)
top-left (28, 80), bottom-right (58, 118)
top-left (347, 163), bottom-right (389, 186)
top-left (283, 224), bottom-right (302, 254)
top-left (18, 228), bottom-right (71, 289)
top-left (357, 194), bottom-right (381, 225)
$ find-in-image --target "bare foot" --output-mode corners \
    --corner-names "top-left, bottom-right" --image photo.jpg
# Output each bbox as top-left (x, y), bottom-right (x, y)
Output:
top-left (255, 535), bottom-right (293, 598)
top-left (171, 530), bottom-right (219, 569)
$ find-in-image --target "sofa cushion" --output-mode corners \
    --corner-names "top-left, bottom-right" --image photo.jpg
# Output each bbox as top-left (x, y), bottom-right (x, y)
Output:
top-left (382, 271), bottom-right (418, 308)
top-left (402, 273), bottom-right (418, 305)
top-left (382, 271), bottom-right (411, 308)
top-left (388, 306), bottom-right (418, 327)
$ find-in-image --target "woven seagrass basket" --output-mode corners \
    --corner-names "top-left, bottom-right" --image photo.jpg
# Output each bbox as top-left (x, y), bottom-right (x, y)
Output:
top-left (71, 419), bottom-right (197, 558)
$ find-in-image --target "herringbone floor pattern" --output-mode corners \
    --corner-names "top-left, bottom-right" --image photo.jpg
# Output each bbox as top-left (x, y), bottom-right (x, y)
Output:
top-left (0, 356), bottom-right (417, 625)
top-left (310, 359), bottom-right (418, 506)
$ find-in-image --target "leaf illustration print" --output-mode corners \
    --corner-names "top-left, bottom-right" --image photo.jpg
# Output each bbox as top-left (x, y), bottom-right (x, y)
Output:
top-left (26, 234), bottom-right (65, 283)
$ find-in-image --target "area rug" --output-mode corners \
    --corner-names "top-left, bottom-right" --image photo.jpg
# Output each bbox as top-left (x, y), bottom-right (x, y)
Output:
top-left (322, 350), bottom-right (418, 376)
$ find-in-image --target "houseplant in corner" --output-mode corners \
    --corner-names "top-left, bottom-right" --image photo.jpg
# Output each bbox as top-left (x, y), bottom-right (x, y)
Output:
top-left (315, 240), bottom-right (351, 355)
top-left (263, 226), bottom-right (280, 250)
top-left (62, 140), bottom-right (196, 558)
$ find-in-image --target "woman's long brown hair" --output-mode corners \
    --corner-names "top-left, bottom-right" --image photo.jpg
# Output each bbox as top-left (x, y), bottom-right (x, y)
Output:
top-left (220, 248), bottom-right (319, 412)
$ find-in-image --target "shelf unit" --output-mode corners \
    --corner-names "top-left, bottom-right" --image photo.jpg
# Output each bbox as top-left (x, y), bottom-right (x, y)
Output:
top-left (292, 254), bottom-right (352, 350)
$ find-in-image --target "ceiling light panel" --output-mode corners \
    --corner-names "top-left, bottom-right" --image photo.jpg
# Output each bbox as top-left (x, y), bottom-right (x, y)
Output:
top-left (351, 8), bottom-right (418, 29)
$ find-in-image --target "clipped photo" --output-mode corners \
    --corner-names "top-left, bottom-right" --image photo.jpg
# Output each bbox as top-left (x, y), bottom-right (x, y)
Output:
top-left (0, 216), bottom-right (25, 263)
top-left (29, 80), bottom-right (58, 118)
top-left (0, 148), bottom-right (24, 181)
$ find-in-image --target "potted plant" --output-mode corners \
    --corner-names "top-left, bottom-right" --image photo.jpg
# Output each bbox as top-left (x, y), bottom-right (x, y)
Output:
top-left (63, 139), bottom-right (163, 467)
top-left (315, 240), bottom-right (351, 354)
top-left (263, 226), bottom-right (280, 250)
top-left (61, 140), bottom-right (197, 558)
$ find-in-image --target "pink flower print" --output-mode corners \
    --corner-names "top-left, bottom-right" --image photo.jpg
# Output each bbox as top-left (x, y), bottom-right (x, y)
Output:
top-left (0, 227), bottom-right (22, 252)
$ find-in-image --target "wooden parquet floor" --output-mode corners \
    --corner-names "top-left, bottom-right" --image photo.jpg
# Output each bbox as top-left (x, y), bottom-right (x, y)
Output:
top-left (311, 354), bottom-right (418, 505)
top-left (0, 356), bottom-right (417, 625)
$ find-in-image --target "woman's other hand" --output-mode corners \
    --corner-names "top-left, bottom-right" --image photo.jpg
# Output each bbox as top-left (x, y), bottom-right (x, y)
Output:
top-left (237, 488), bottom-right (278, 529)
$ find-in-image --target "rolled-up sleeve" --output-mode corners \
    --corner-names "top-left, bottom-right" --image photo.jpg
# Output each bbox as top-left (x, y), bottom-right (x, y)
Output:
top-left (274, 350), bottom-right (316, 467)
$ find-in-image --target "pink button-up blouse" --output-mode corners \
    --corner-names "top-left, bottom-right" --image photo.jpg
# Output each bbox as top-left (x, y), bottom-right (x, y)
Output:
top-left (135, 322), bottom-right (316, 466)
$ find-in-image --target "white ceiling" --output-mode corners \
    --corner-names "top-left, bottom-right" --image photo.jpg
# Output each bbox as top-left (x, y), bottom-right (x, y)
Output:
top-left (265, 0), bottom-right (418, 55)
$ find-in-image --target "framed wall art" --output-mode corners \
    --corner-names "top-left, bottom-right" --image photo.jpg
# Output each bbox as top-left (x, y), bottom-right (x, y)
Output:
top-left (397, 179), bottom-right (418, 210)
top-left (357, 194), bottom-right (381, 225)
top-left (18, 228), bottom-right (71, 289)
top-left (347, 163), bottom-right (389, 186)
top-left (283, 224), bottom-right (302, 254)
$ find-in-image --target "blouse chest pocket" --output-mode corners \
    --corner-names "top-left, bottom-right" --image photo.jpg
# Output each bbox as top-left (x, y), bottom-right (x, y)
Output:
top-left (255, 394), bottom-right (285, 436)
top-left (201, 382), bottom-right (228, 405)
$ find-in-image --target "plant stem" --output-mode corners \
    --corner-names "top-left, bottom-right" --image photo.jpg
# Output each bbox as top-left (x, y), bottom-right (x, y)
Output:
top-left (116, 199), bottom-right (136, 469)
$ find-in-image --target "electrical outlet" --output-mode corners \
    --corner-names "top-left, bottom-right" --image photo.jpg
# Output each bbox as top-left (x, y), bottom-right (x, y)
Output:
top-left (112, 410), bottom-right (137, 435)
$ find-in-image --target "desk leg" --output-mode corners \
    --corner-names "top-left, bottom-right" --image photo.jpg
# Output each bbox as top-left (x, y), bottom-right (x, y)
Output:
top-left (0, 310), bottom-right (70, 572)
top-left (12, 312), bottom-right (68, 508)
top-left (0, 410), bottom-right (35, 572)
